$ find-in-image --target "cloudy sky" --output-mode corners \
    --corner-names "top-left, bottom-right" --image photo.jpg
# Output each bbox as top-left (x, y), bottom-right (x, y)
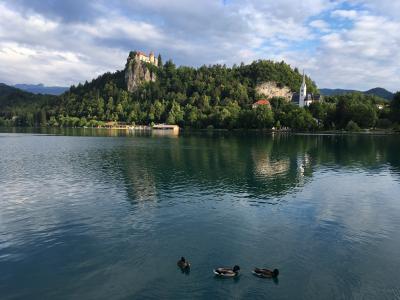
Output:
top-left (0, 0), bottom-right (399, 91)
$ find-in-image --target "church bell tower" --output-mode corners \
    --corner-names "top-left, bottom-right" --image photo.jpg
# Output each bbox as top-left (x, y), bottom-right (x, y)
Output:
top-left (299, 71), bottom-right (307, 108)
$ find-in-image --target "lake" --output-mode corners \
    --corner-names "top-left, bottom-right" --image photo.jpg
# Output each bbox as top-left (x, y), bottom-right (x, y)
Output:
top-left (1, 129), bottom-right (400, 299)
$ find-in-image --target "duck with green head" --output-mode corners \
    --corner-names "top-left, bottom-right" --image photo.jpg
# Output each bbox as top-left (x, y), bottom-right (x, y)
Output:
top-left (177, 257), bottom-right (190, 271)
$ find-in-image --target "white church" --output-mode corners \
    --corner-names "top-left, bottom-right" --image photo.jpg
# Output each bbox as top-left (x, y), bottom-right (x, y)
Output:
top-left (292, 71), bottom-right (322, 107)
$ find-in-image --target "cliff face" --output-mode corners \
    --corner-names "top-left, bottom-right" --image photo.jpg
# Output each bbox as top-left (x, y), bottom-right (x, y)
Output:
top-left (255, 81), bottom-right (293, 101)
top-left (125, 57), bottom-right (156, 92)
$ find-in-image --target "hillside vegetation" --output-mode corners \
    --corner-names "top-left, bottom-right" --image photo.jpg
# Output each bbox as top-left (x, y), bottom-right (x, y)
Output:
top-left (1, 55), bottom-right (400, 131)
top-left (0, 83), bottom-right (58, 126)
top-left (53, 59), bottom-right (317, 129)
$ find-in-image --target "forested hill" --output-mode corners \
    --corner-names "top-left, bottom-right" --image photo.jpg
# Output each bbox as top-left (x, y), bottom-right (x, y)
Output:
top-left (9, 55), bottom-right (400, 131)
top-left (55, 59), bottom-right (318, 127)
top-left (0, 83), bottom-right (58, 126)
top-left (365, 88), bottom-right (394, 101)
top-left (0, 83), bottom-right (38, 109)
top-left (0, 83), bottom-right (57, 110)
top-left (320, 87), bottom-right (394, 101)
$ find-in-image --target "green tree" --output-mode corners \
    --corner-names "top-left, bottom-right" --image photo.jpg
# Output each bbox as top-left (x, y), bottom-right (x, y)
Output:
top-left (184, 105), bottom-right (200, 128)
top-left (79, 117), bottom-right (87, 127)
top-left (166, 102), bottom-right (184, 125)
top-left (40, 109), bottom-right (47, 127)
top-left (345, 120), bottom-right (361, 131)
top-left (390, 92), bottom-right (400, 123)
top-left (106, 97), bottom-right (114, 120)
top-left (157, 54), bottom-right (163, 68)
top-left (254, 106), bottom-right (274, 128)
top-left (49, 116), bottom-right (59, 127)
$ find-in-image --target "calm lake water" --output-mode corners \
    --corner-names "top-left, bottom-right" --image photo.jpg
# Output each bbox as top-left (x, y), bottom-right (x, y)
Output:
top-left (1, 128), bottom-right (400, 299)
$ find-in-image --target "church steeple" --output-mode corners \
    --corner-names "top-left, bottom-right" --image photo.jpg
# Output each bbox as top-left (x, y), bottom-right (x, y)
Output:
top-left (299, 70), bottom-right (307, 108)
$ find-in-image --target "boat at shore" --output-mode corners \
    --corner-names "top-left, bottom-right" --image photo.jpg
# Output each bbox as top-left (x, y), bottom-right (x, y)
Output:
top-left (152, 124), bottom-right (179, 134)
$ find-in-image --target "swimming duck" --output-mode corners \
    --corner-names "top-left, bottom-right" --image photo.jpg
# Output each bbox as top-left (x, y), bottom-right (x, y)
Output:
top-left (252, 267), bottom-right (279, 278)
top-left (213, 265), bottom-right (240, 277)
top-left (177, 257), bottom-right (190, 270)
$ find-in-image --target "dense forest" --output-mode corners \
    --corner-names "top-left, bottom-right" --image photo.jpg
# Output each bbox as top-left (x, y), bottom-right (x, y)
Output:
top-left (0, 56), bottom-right (399, 131)
top-left (0, 83), bottom-right (58, 127)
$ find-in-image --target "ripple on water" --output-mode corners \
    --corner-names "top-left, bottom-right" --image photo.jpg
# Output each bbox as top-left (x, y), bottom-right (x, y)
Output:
top-left (1, 133), bottom-right (400, 299)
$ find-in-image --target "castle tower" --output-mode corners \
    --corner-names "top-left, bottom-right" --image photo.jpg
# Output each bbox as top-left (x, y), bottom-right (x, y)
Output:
top-left (299, 71), bottom-right (307, 108)
top-left (149, 52), bottom-right (155, 65)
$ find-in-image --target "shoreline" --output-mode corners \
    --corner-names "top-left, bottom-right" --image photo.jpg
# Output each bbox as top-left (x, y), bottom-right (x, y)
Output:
top-left (0, 126), bottom-right (398, 135)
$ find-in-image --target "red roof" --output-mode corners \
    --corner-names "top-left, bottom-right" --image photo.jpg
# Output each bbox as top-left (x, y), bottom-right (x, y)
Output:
top-left (254, 99), bottom-right (270, 105)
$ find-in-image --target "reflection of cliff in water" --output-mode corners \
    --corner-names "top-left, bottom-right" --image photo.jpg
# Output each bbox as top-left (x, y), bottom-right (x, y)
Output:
top-left (115, 134), bottom-right (320, 203)
top-left (247, 135), bottom-right (315, 198)
top-left (77, 133), bottom-right (400, 205)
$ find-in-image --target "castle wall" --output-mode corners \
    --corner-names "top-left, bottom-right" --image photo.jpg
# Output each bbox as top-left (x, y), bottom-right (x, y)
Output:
top-left (137, 52), bottom-right (158, 66)
top-left (138, 54), bottom-right (150, 63)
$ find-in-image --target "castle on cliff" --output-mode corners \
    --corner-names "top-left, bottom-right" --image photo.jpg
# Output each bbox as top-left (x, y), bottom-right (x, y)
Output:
top-left (135, 51), bottom-right (158, 66)
top-left (125, 51), bottom-right (158, 92)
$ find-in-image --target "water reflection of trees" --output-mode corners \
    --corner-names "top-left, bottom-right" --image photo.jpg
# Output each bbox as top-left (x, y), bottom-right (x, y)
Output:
top-left (90, 133), bottom-right (400, 203)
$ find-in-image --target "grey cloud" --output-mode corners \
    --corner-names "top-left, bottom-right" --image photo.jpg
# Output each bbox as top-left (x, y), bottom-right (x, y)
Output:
top-left (0, 0), bottom-right (398, 91)
top-left (8, 0), bottom-right (99, 22)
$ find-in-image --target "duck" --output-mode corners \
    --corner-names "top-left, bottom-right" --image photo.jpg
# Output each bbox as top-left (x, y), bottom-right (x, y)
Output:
top-left (177, 257), bottom-right (191, 270)
top-left (252, 267), bottom-right (279, 278)
top-left (213, 265), bottom-right (240, 277)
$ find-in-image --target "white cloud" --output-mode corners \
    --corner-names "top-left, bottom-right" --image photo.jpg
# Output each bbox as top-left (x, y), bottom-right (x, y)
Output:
top-left (0, 0), bottom-right (325, 86)
top-left (0, 42), bottom-right (114, 86)
top-left (310, 20), bottom-right (331, 32)
top-left (361, 0), bottom-right (400, 19)
top-left (331, 9), bottom-right (360, 20)
top-left (75, 18), bottom-right (165, 43)
top-left (306, 12), bottom-right (400, 91)
top-left (0, 0), bottom-right (399, 91)
top-left (0, 3), bottom-right (133, 85)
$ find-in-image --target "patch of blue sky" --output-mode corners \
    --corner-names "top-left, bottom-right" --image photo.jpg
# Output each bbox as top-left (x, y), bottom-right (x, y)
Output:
top-left (323, 13), bottom-right (354, 31)
top-left (304, 1), bottom-right (365, 48)
top-left (289, 39), bottom-right (320, 55)
top-left (337, 1), bottom-right (365, 11)
top-left (257, 37), bottom-right (319, 58)
top-left (308, 7), bottom-right (356, 33)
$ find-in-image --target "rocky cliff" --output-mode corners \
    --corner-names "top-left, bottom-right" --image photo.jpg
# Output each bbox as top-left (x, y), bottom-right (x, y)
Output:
top-left (125, 56), bottom-right (156, 92)
top-left (255, 81), bottom-right (293, 101)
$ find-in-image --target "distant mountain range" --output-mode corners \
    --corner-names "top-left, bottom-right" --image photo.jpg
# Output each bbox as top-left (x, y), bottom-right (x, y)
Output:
top-left (320, 87), bottom-right (394, 101)
top-left (13, 84), bottom-right (69, 95)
